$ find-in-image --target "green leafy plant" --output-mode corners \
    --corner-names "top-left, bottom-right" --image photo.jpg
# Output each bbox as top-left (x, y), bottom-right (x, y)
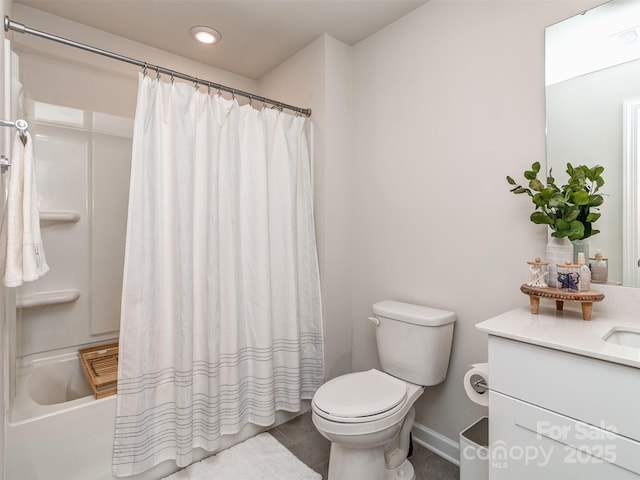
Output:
top-left (506, 162), bottom-right (604, 241)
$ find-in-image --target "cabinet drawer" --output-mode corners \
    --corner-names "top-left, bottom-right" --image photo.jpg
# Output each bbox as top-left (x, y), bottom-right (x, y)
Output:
top-left (489, 336), bottom-right (640, 441)
top-left (490, 391), bottom-right (640, 479)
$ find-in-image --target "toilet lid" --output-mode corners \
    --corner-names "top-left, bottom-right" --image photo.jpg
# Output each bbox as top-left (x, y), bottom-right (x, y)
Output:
top-left (313, 369), bottom-right (407, 419)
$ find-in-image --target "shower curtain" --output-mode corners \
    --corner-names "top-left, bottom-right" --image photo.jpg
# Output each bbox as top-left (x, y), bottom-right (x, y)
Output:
top-left (113, 74), bottom-right (323, 477)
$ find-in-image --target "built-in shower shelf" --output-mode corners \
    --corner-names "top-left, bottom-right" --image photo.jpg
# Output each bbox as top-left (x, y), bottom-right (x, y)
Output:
top-left (17, 289), bottom-right (80, 309)
top-left (39, 210), bottom-right (81, 225)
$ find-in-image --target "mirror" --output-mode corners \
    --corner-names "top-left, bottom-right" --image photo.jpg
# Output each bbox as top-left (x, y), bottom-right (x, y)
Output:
top-left (546, 0), bottom-right (640, 287)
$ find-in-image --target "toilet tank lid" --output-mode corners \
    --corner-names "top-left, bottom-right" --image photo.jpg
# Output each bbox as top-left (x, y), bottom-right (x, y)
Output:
top-left (373, 300), bottom-right (456, 326)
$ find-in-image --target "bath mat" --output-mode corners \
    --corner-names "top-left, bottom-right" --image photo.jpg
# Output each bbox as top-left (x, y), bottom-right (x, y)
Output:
top-left (162, 432), bottom-right (321, 480)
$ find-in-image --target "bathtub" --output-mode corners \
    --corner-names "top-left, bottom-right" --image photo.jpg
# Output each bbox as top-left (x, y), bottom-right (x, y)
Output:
top-left (6, 352), bottom-right (119, 480)
top-left (6, 352), bottom-right (306, 480)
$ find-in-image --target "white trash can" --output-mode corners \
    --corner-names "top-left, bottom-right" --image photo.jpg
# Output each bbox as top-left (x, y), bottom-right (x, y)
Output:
top-left (459, 417), bottom-right (488, 480)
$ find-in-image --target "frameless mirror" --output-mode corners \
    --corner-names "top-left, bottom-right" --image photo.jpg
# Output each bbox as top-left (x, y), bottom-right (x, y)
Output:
top-left (545, 0), bottom-right (640, 287)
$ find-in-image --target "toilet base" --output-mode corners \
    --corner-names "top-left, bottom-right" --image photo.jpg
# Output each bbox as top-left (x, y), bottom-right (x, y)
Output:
top-left (327, 443), bottom-right (387, 480)
top-left (325, 444), bottom-right (416, 480)
top-left (385, 458), bottom-right (415, 480)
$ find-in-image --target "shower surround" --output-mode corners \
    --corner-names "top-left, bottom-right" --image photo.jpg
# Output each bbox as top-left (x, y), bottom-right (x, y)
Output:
top-left (5, 101), bottom-right (131, 479)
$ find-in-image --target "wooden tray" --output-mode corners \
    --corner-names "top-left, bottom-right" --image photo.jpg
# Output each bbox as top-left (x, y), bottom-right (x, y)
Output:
top-left (520, 284), bottom-right (604, 321)
top-left (79, 342), bottom-right (118, 399)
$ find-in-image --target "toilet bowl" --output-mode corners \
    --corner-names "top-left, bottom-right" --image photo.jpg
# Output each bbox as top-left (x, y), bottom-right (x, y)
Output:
top-left (312, 369), bottom-right (424, 480)
top-left (312, 301), bottom-right (456, 480)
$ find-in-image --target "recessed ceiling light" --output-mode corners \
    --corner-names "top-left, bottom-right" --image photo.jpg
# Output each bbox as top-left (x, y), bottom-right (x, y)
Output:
top-left (190, 25), bottom-right (222, 45)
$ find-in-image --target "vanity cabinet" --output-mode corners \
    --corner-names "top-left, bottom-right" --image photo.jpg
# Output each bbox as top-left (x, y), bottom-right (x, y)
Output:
top-left (487, 336), bottom-right (640, 479)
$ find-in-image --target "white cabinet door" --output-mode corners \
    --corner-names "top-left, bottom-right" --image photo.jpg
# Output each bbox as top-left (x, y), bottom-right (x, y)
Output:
top-left (490, 391), bottom-right (640, 479)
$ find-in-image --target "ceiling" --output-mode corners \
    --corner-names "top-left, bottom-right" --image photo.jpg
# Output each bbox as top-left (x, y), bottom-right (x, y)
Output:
top-left (14, 0), bottom-right (429, 79)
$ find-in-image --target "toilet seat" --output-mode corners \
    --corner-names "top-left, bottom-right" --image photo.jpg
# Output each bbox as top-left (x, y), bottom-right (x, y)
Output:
top-left (312, 369), bottom-right (407, 423)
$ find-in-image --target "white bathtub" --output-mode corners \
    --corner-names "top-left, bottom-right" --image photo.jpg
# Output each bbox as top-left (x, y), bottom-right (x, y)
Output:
top-left (6, 353), bottom-right (306, 480)
top-left (6, 352), bottom-right (119, 480)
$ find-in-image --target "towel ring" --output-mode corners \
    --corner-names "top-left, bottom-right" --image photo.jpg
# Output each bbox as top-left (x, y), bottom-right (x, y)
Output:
top-left (15, 119), bottom-right (28, 132)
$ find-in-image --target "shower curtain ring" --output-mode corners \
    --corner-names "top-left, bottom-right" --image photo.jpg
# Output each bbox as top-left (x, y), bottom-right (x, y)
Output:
top-left (216, 85), bottom-right (222, 97)
top-left (194, 78), bottom-right (199, 89)
top-left (155, 65), bottom-right (160, 80)
top-left (231, 89), bottom-right (236, 101)
top-left (170, 71), bottom-right (175, 84)
top-left (207, 82), bottom-right (212, 95)
top-left (248, 95), bottom-right (253, 107)
top-left (142, 63), bottom-right (148, 77)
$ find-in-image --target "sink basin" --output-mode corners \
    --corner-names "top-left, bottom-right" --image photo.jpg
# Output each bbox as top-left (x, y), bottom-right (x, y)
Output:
top-left (603, 328), bottom-right (640, 348)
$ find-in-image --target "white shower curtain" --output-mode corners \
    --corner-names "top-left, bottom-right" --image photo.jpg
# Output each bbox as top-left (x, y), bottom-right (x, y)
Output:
top-left (113, 74), bottom-right (323, 477)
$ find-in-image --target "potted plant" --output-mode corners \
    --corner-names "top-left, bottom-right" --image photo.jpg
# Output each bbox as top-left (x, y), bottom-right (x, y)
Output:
top-left (507, 162), bottom-right (604, 284)
top-left (507, 161), bottom-right (604, 241)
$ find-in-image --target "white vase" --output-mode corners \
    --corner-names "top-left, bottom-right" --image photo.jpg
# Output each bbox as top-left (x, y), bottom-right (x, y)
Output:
top-left (545, 237), bottom-right (573, 288)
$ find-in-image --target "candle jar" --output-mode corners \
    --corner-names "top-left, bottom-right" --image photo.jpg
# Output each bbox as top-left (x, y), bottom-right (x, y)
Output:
top-left (557, 261), bottom-right (580, 292)
top-left (526, 257), bottom-right (548, 288)
top-left (590, 252), bottom-right (608, 284)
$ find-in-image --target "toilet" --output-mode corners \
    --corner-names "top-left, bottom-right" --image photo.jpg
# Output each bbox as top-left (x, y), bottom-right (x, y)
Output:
top-left (312, 300), bottom-right (456, 480)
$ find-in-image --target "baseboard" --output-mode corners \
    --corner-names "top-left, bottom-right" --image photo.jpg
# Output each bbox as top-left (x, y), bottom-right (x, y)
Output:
top-left (411, 422), bottom-right (460, 466)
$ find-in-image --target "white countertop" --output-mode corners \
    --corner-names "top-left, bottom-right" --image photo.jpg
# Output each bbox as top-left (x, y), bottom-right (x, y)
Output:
top-left (476, 306), bottom-right (640, 369)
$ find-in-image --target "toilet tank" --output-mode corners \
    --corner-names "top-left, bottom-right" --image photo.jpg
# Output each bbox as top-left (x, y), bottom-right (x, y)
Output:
top-left (372, 300), bottom-right (456, 386)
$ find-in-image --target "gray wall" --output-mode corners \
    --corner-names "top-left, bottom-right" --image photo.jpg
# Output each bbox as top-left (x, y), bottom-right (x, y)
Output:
top-left (349, 0), bottom-right (605, 441)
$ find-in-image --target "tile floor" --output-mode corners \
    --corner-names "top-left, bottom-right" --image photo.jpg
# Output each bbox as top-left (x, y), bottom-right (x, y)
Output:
top-left (269, 411), bottom-right (460, 480)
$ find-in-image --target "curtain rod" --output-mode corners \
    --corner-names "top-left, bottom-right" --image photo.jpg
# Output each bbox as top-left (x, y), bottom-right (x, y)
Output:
top-left (4, 16), bottom-right (312, 117)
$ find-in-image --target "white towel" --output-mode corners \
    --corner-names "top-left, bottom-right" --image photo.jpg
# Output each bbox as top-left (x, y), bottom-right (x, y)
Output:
top-left (0, 131), bottom-right (49, 286)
